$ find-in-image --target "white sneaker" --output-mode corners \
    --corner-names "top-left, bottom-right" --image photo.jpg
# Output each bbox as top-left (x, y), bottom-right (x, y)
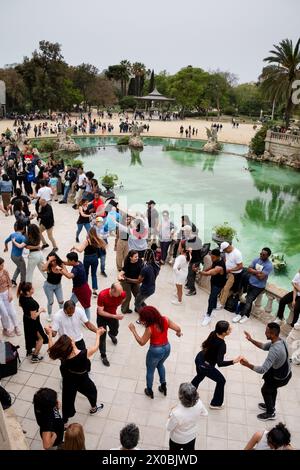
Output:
top-left (273, 317), bottom-right (282, 325)
top-left (201, 315), bottom-right (212, 327)
top-left (171, 300), bottom-right (183, 306)
top-left (239, 316), bottom-right (249, 324)
top-left (209, 404), bottom-right (224, 410)
top-left (232, 314), bottom-right (242, 323)
top-left (46, 316), bottom-right (52, 322)
top-left (294, 322), bottom-right (300, 330)
top-left (215, 303), bottom-right (224, 310)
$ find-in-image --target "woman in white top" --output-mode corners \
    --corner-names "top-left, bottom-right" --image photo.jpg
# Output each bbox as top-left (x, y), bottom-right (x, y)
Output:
top-left (167, 382), bottom-right (208, 451)
top-left (244, 422), bottom-right (294, 450)
top-left (172, 241), bottom-right (191, 306)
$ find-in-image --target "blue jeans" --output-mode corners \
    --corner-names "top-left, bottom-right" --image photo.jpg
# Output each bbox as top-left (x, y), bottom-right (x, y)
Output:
top-left (62, 184), bottom-right (71, 202)
top-left (70, 292), bottom-right (91, 320)
top-left (43, 281), bottom-right (64, 316)
top-left (97, 247), bottom-right (107, 273)
top-left (84, 254), bottom-right (98, 290)
top-left (191, 351), bottom-right (226, 406)
top-left (76, 222), bottom-right (91, 240)
top-left (207, 285), bottom-right (223, 316)
top-left (146, 343), bottom-right (171, 389)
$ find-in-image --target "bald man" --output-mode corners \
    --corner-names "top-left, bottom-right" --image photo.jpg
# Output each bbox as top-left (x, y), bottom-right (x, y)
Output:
top-left (96, 282), bottom-right (126, 366)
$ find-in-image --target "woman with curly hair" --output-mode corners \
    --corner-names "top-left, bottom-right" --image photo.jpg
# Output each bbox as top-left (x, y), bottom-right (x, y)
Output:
top-left (128, 306), bottom-right (182, 399)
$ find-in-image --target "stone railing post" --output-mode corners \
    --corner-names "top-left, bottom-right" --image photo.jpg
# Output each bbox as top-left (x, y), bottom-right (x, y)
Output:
top-left (252, 291), bottom-right (265, 318)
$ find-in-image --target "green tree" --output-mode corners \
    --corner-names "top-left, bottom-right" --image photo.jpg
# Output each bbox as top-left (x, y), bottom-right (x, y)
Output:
top-left (169, 66), bottom-right (208, 116)
top-left (233, 83), bottom-right (266, 116)
top-left (119, 96), bottom-right (137, 110)
top-left (148, 70), bottom-right (155, 93)
top-left (0, 68), bottom-right (26, 111)
top-left (131, 62), bottom-right (146, 96)
top-left (204, 72), bottom-right (232, 117)
top-left (260, 38), bottom-right (300, 127)
top-left (72, 63), bottom-right (99, 109)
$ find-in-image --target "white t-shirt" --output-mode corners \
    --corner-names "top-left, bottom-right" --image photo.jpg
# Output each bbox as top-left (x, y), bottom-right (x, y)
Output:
top-left (166, 400), bottom-right (208, 444)
top-left (52, 307), bottom-right (88, 342)
top-left (37, 186), bottom-right (52, 202)
top-left (225, 248), bottom-right (243, 274)
top-left (292, 273), bottom-right (300, 297)
top-left (78, 173), bottom-right (86, 188)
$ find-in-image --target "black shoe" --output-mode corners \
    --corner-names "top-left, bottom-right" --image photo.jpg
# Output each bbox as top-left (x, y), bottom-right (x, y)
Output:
top-left (186, 290), bottom-right (196, 296)
top-left (52, 247), bottom-right (58, 252)
top-left (90, 404), bottom-right (104, 414)
top-left (109, 334), bottom-right (118, 345)
top-left (258, 403), bottom-right (267, 411)
top-left (257, 412), bottom-right (276, 421)
top-left (101, 272), bottom-right (108, 278)
top-left (123, 309), bottom-right (133, 314)
top-left (101, 356), bottom-right (110, 367)
top-left (11, 280), bottom-right (17, 287)
top-left (72, 204), bottom-right (78, 210)
top-left (31, 354), bottom-right (44, 363)
top-left (76, 238), bottom-right (79, 243)
top-left (144, 388), bottom-right (154, 399)
top-left (158, 383), bottom-right (167, 396)
top-left (41, 244), bottom-right (49, 250)
top-left (59, 200), bottom-right (67, 204)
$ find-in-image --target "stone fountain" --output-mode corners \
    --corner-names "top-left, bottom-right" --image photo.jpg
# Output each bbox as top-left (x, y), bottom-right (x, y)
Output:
top-left (203, 127), bottom-right (221, 153)
top-left (129, 124), bottom-right (144, 149)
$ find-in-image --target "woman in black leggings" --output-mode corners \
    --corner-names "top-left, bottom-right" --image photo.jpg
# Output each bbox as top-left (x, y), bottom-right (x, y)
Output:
top-left (47, 328), bottom-right (105, 424)
top-left (191, 321), bottom-right (240, 409)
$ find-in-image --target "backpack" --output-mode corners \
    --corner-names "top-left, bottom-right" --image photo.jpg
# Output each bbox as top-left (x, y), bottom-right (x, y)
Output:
top-left (0, 385), bottom-right (12, 410)
top-left (0, 341), bottom-right (20, 379)
top-left (225, 294), bottom-right (240, 313)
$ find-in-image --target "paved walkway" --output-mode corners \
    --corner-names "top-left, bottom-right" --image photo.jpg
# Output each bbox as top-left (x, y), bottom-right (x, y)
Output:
top-left (0, 203), bottom-right (299, 450)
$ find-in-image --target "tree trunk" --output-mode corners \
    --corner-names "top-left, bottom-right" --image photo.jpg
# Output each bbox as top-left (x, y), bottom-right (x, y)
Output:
top-left (285, 95), bottom-right (293, 128)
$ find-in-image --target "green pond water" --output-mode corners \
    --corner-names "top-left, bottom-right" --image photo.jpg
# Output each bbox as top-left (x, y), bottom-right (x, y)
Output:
top-left (74, 136), bottom-right (300, 291)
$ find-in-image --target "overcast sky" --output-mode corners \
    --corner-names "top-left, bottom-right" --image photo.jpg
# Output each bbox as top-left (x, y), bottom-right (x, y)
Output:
top-left (1, 0), bottom-right (299, 83)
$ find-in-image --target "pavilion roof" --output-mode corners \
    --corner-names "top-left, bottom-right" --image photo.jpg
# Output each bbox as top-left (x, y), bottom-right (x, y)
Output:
top-left (135, 87), bottom-right (175, 101)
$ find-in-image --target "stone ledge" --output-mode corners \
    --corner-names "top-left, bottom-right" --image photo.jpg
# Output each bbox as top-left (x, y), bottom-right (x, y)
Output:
top-left (1, 407), bottom-right (28, 450)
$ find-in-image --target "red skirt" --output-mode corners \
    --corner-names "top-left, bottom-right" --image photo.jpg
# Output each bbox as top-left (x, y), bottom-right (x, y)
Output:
top-left (73, 283), bottom-right (91, 308)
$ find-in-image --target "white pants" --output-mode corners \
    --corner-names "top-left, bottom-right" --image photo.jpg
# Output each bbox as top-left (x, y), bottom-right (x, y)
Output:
top-left (0, 290), bottom-right (18, 330)
top-left (26, 251), bottom-right (46, 283)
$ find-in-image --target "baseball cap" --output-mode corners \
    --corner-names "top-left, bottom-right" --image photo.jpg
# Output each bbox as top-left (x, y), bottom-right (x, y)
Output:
top-left (220, 242), bottom-right (230, 252)
top-left (146, 200), bottom-right (156, 205)
top-left (95, 217), bottom-right (104, 222)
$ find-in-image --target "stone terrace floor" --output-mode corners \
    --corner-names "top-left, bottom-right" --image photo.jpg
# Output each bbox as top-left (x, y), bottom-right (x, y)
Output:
top-left (1, 202), bottom-right (300, 450)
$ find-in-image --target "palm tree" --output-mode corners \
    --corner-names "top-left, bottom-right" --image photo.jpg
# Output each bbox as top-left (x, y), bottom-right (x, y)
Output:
top-left (131, 62), bottom-right (146, 96)
top-left (120, 60), bottom-right (131, 96)
top-left (260, 38), bottom-right (300, 127)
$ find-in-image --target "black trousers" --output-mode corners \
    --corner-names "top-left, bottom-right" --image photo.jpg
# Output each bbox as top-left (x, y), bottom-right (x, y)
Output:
top-left (186, 262), bottom-right (200, 292)
top-left (169, 438), bottom-right (196, 451)
top-left (277, 291), bottom-right (300, 326)
top-left (191, 352), bottom-right (226, 406)
top-left (97, 315), bottom-right (119, 357)
top-left (261, 372), bottom-right (292, 414)
top-left (62, 374), bottom-right (97, 423)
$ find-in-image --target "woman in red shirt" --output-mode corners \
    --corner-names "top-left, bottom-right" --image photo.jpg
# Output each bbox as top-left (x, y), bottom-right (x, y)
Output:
top-left (129, 306), bottom-right (182, 399)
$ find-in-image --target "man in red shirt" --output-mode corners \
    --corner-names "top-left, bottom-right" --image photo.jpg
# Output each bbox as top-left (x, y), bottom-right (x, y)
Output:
top-left (97, 282), bottom-right (126, 366)
top-left (90, 191), bottom-right (105, 217)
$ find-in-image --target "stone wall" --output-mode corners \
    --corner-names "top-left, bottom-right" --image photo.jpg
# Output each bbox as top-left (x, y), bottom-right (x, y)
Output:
top-left (261, 130), bottom-right (300, 169)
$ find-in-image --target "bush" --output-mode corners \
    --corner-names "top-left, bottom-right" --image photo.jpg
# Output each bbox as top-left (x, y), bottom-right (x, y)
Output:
top-left (100, 171), bottom-right (119, 189)
top-left (223, 106), bottom-right (236, 116)
top-left (249, 126), bottom-right (268, 155)
top-left (213, 222), bottom-right (238, 242)
top-left (119, 96), bottom-right (137, 111)
top-left (68, 159), bottom-right (84, 168)
top-left (117, 136), bottom-right (130, 145)
top-left (34, 138), bottom-right (57, 153)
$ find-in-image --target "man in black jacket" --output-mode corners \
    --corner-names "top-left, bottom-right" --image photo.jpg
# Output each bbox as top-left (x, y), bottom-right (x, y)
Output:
top-left (59, 165), bottom-right (77, 204)
top-left (37, 198), bottom-right (58, 251)
top-left (184, 225), bottom-right (202, 296)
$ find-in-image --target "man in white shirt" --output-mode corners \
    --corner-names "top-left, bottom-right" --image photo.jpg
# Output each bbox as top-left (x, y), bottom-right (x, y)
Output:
top-left (73, 167), bottom-right (86, 209)
top-left (47, 300), bottom-right (98, 350)
top-left (37, 180), bottom-right (53, 202)
top-left (218, 242), bottom-right (243, 309)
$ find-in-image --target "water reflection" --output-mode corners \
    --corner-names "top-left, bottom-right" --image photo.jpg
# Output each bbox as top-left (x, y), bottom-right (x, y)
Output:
top-left (242, 161), bottom-right (300, 256)
top-left (168, 150), bottom-right (218, 171)
top-left (130, 149), bottom-right (143, 166)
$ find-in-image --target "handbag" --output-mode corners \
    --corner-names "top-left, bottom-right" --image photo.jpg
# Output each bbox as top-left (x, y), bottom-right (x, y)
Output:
top-left (0, 341), bottom-right (20, 379)
top-left (0, 385), bottom-right (12, 410)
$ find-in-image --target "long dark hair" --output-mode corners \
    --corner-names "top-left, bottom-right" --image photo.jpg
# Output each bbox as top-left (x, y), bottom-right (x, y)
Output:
top-left (202, 321), bottom-right (230, 352)
top-left (139, 306), bottom-right (165, 332)
top-left (46, 251), bottom-right (63, 272)
top-left (124, 250), bottom-right (139, 266)
top-left (143, 249), bottom-right (160, 278)
top-left (27, 223), bottom-right (41, 246)
top-left (180, 241), bottom-right (191, 262)
top-left (48, 335), bottom-right (73, 361)
top-left (17, 282), bottom-right (32, 300)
